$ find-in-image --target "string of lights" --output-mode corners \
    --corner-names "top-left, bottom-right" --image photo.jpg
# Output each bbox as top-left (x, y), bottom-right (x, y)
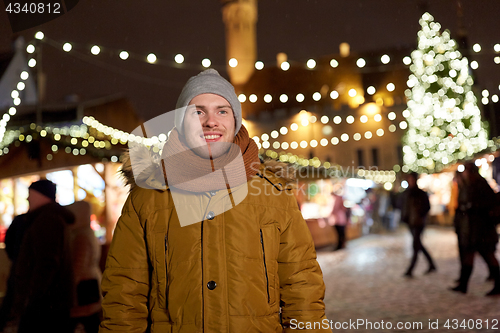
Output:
top-left (26, 31), bottom-right (500, 71)
top-left (23, 31), bottom-right (500, 99)
top-left (261, 148), bottom-right (398, 188)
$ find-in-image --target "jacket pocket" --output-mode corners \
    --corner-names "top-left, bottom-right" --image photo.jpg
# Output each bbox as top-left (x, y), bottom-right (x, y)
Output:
top-left (260, 229), bottom-right (270, 303)
top-left (154, 232), bottom-right (168, 309)
top-left (260, 225), bottom-right (279, 306)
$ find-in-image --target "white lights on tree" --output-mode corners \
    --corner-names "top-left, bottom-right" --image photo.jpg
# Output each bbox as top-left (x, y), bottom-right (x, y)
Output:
top-left (402, 12), bottom-right (489, 173)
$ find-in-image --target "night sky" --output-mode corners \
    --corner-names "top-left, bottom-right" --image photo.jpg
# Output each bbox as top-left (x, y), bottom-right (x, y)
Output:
top-left (0, 0), bottom-right (499, 121)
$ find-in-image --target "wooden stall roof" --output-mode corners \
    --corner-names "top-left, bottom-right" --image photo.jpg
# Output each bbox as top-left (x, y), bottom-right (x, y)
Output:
top-left (0, 95), bottom-right (143, 179)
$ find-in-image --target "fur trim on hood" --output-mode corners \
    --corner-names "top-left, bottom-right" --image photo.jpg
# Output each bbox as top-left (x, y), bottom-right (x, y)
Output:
top-left (119, 145), bottom-right (297, 191)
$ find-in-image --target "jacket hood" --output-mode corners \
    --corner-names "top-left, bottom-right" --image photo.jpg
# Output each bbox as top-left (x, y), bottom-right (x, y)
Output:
top-left (120, 145), bottom-right (297, 191)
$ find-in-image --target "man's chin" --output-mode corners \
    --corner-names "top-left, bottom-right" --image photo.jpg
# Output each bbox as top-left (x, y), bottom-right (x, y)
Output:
top-left (191, 143), bottom-right (232, 159)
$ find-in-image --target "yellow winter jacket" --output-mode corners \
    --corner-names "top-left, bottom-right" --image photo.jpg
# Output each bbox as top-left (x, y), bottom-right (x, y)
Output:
top-left (100, 162), bottom-right (328, 332)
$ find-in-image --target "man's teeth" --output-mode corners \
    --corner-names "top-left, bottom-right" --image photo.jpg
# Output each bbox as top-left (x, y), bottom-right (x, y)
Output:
top-left (204, 135), bottom-right (221, 139)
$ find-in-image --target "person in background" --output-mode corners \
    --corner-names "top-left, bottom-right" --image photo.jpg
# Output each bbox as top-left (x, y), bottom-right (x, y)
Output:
top-left (401, 172), bottom-right (437, 278)
top-left (10, 179), bottom-right (75, 333)
top-left (328, 187), bottom-right (348, 250)
top-left (389, 183), bottom-right (403, 231)
top-left (0, 201), bottom-right (32, 332)
top-left (451, 163), bottom-right (500, 296)
top-left (67, 201), bottom-right (102, 333)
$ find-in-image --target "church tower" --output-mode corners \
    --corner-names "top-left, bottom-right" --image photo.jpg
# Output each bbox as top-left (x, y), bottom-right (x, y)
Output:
top-left (221, 0), bottom-right (257, 87)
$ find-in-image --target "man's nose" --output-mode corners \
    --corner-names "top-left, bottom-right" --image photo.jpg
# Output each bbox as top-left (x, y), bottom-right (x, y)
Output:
top-left (203, 113), bottom-right (218, 127)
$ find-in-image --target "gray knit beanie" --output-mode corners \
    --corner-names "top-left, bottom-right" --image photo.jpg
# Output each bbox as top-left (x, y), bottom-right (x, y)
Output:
top-left (175, 69), bottom-right (242, 136)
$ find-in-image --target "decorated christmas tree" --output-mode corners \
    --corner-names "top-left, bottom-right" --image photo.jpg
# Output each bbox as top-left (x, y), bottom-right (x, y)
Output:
top-left (402, 12), bottom-right (489, 173)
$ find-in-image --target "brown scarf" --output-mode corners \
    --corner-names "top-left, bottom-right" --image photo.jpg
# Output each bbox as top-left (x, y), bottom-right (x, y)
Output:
top-left (160, 125), bottom-right (260, 192)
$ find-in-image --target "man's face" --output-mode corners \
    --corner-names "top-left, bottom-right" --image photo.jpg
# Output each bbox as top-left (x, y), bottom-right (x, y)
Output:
top-left (183, 93), bottom-right (236, 159)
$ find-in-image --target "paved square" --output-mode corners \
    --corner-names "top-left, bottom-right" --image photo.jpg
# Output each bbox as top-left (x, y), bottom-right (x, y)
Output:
top-left (319, 226), bottom-right (500, 332)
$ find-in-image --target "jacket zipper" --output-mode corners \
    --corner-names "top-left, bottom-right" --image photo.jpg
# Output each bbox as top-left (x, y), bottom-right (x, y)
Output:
top-left (260, 229), bottom-right (270, 303)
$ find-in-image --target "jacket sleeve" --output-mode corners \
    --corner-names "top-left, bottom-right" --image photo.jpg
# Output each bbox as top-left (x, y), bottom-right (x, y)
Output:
top-left (100, 191), bottom-right (151, 333)
top-left (278, 192), bottom-right (331, 332)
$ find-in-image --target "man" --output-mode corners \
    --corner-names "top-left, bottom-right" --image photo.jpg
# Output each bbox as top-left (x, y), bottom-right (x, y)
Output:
top-left (8, 179), bottom-right (75, 333)
top-left (451, 163), bottom-right (500, 295)
top-left (100, 69), bottom-right (329, 332)
top-left (401, 172), bottom-right (436, 278)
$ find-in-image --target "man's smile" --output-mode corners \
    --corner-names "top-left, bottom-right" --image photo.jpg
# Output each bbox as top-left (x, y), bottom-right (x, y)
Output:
top-left (202, 132), bottom-right (223, 142)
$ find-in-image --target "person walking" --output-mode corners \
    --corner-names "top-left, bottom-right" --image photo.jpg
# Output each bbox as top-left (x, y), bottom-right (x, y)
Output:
top-left (99, 69), bottom-right (329, 332)
top-left (67, 201), bottom-right (102, 333)
top-left (450, 163), bottom-right (500, 296)
top-left (401, 172), bottom-right (436, 278)
top-left (328, 188), bottom-right (348, 251)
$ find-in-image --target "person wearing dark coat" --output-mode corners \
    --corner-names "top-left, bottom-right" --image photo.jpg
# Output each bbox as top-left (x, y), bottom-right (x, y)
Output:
top-left (452, 170), bottom-right (494, 283)
top-left (401, 172), bottom-right (436, 277)
top-left (451, 163), bottom-right (500, 296)
top-left (8, 180), bottom-right (76, 332)
top-left (0, 214), bottom-right (30, 332)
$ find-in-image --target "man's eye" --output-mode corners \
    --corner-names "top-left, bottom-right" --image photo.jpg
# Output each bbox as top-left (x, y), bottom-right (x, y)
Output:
top-left (219, 110), bottom-right (228, 114)
top-left (195, 110), bottom-right (203, 115)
